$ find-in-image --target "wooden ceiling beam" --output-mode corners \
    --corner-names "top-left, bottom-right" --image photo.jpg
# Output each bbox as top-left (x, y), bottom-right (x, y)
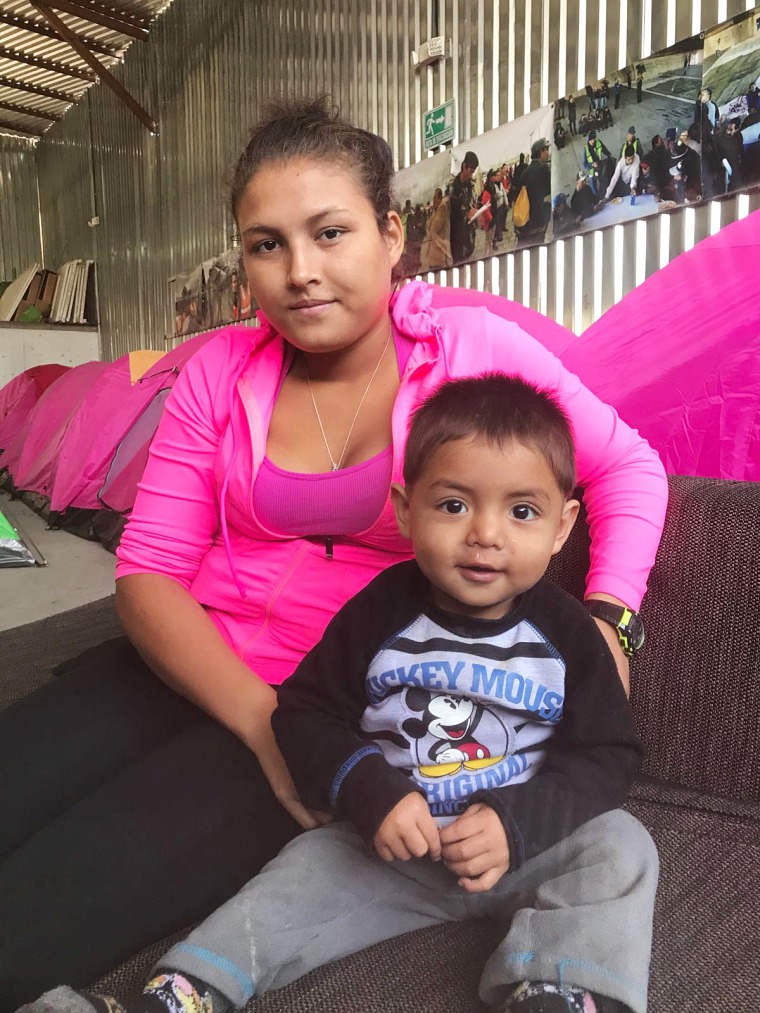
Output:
top-left (31, 3), bottom-right (158, 134)
top-left (0, 118), bottom-right (44, 137)
top-left (0, 12), bottom-right (120, 58)
top-left (41, 1), bottom-right (149, 41)
top-left (0, 74), bottom-right (78, 104)
top-left (0, 99), bottom-right (62, 121)
top-left (0, 44), bottom-right (95, 81)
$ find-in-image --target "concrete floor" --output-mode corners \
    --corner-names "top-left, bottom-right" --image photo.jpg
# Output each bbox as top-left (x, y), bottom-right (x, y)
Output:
top-left (0, 490), bottom-right (116, 631)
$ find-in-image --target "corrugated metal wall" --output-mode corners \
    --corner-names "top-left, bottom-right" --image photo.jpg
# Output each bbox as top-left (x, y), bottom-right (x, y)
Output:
top-left (34, 99), bottom-right (95, 269)
top-left (35, 0), bottom-right (760, 359)
top-left (0, 134), bottom-right (42, 282)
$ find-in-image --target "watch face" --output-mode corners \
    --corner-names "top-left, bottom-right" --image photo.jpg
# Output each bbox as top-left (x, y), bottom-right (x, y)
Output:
top-left (587, 602), bottom-right (645, 656)
top-left (626, 613), bottom-right (645, 651)
top-left (619, 609), bottom-right (645, 655)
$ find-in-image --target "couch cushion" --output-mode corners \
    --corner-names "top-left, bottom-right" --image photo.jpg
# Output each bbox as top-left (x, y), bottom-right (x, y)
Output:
top-left (547, 475), bottom-right (760, 806)
top-left (629, 786), bottom-right (759, 1013)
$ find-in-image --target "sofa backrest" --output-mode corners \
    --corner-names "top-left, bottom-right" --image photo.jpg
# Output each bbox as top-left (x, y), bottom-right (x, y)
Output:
top-left (546, 474), bottom-right (760, 805)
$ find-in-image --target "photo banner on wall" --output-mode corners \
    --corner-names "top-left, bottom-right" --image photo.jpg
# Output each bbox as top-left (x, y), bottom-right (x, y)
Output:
top-left (551, 33), bottom-right (706, 241)
top-left (395, 104), bottom-right (554, 275)
top-left (702, 9), bottom-right (760, 197)
top-left (395, 147), bottom-right (453, 275)
top-left (449, 105), bottom-right (555, 260)
top-left (173, 249), bottom-right (253, 337)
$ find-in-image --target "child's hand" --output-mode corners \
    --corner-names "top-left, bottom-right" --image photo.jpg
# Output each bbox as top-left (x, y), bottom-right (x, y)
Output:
top-left (374, 793), bottom-right (442, 863)
top-left (439, 802), bottom-right (510, 893)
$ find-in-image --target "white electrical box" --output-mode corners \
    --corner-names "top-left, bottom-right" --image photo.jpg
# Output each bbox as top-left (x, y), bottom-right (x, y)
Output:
top-left (412, 36), bottom-right (450, 68)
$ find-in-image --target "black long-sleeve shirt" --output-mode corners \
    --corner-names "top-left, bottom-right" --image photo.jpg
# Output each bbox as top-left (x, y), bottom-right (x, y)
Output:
top-left (521, 158), bottom-right (551, 231)
top-left (273, 560), bottom-right (642, 870)
top-left (449, 174), bottom-right (475, 233)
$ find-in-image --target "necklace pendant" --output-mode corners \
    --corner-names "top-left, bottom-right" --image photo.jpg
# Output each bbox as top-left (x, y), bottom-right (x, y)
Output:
top-left (305, 329), bottom-right (391, 481)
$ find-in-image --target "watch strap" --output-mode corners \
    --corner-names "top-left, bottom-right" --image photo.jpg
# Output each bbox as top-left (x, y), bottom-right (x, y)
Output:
top-left (585, 600), bottom-right (644, 657)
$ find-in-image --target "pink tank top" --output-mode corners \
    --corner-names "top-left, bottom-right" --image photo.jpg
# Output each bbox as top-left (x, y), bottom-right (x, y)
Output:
top-left (253, 448), bottom-right (394, 536)
top-left (253, 329), bottom-right (414, 537)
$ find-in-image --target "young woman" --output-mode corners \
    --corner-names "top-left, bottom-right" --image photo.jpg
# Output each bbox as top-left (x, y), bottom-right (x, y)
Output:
top-left (0, 97), bottom-right (667, 1010)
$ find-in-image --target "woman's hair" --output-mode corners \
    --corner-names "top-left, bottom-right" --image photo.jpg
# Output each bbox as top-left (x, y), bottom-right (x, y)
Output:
top-left (402, 373), bottom-right (577, 497)
top-left (227, 96), bottom-right (397, 235)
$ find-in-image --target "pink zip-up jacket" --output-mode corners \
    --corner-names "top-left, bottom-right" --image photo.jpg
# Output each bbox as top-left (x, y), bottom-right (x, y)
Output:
top-left (116, 281), bottom-right (667, 685)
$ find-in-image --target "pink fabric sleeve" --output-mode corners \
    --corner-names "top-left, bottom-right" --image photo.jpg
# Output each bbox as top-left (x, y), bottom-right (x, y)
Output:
top-left (477, 309), bottom-right (668, 609)
top-left (115, 337), bottom-right (230, 587)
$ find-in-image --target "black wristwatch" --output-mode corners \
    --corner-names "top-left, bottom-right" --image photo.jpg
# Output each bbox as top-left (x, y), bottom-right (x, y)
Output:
top-left (585, 601), bottom-right (645, 658)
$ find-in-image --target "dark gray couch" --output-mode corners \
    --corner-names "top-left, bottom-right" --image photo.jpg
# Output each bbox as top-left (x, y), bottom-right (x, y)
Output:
top-left (3, 476), bottom-right (758, 1013)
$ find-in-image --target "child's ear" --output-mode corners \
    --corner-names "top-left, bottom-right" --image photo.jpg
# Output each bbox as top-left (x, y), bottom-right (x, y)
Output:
top-left (551, 498), bottom-right (580, 556)
top-left (391, 482), bottom-right (412, 539)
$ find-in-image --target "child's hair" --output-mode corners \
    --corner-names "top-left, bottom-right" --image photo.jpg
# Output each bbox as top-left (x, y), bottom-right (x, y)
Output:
top-left (403, 373), bottom-right (576, 496)
top-left (227, 95), bottom-right (396, 235)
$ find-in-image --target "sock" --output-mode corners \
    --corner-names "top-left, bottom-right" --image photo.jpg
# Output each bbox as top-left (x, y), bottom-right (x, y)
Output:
top-left (16, 976), bottom-right (223, 1013)
top-left (501, 980), bottom-right (598, 1012)
top-left (142, 974), bottom-right (215, 1013)
top-left (498, 980), bottom-right (632, 1013)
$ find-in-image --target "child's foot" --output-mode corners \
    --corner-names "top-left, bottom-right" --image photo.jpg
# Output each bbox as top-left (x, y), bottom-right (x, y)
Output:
top-left (140, 975), bottom-right (213, 1013)
top-left (496, 980), bottom-right (632, 1013)
top-left (17, 975), bottom-right (214, 1013)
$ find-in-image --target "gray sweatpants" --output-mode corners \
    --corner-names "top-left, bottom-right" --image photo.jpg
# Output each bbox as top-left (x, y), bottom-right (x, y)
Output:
top-left (158, 810), bottom-right (658, 1013)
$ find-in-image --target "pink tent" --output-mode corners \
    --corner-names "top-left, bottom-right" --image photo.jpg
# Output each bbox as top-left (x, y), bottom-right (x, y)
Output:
top-left (0, 364), bottom-right (69, 453)
top-left (48, 351), bottom-right (164, 511)
top-left (564, 209), bottom-right (760, 482)
top-left (98, 387), bottom-right (172, 513)
top-left (1, 361), bottom-right (111, 496)
top-left (52, 331), bottom-right (217, 513)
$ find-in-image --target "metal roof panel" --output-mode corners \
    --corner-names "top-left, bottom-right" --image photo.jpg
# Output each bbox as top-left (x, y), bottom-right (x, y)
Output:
top-left (0, 0), bottom-right (172, 136)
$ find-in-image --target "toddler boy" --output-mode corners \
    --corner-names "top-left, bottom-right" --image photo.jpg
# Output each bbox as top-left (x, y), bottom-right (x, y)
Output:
top-left (29, 374), bottom-right (658, 1013)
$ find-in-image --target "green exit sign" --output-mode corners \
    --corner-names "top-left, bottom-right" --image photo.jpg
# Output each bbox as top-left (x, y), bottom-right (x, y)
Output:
top-left (423, 99), bottom-right (456, 150)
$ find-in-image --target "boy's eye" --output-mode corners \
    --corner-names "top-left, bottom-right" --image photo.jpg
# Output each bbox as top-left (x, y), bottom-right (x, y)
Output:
top-left (320, 227), bottom-right (345, 241)
top-left (511, 504), bottom-right (538, 521)
top-left (439, 499), bottom-right (467, 514)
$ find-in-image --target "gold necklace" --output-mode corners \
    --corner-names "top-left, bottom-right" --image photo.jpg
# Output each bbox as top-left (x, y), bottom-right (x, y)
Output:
top-left (305, 332), bottom-right (392, 472)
